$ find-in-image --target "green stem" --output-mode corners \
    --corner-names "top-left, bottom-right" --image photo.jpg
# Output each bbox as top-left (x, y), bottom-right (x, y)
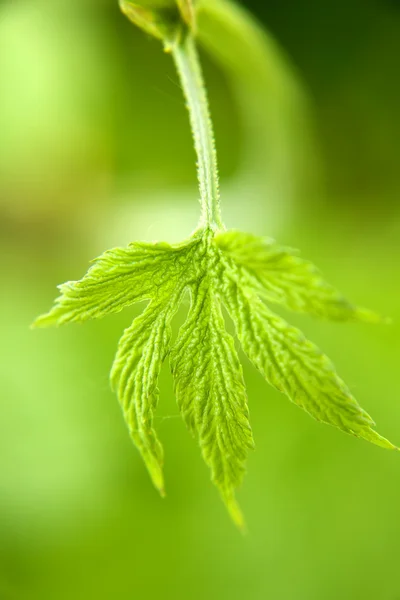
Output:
top-left (171, 32), bottom-right (223, 230)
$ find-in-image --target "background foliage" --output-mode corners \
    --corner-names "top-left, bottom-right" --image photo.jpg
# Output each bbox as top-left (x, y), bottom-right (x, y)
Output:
top-left (1, 0), bottom-right (399, 598)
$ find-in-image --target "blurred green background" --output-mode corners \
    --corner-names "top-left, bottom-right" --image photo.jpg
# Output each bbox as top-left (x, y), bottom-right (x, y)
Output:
top-left (1, 0), bottom-right (400, 598)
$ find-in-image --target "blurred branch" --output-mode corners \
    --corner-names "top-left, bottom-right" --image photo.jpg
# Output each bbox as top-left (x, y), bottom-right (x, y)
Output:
top-left (196, 0), bottom-right (320, 213)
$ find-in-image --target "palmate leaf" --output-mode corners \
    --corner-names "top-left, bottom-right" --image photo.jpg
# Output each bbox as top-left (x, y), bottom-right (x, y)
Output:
top-left (34, 229), bottom-right (397, 528)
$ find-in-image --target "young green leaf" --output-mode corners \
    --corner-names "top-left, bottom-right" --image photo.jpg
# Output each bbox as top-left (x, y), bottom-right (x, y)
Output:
top-left (33, 241), bottom-right (191, 327)
top-left (111, 293), bottom-right (182, 495)
top-left (170, 271), bottom-right (254, 530)
top-left (216, 252), bottom-right (394, 450)
top-left (34, 228), bottom-right (397, 527)
top-left (215, 230), bottom-right (383, 323)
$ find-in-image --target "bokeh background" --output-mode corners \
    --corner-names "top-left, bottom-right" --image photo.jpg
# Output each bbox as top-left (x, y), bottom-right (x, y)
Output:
top-left (1, 0), bottom-right (400, 598)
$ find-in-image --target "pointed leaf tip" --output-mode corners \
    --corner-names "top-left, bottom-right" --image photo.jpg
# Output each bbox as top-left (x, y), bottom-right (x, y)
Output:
top-left (152, 468), bottom-right (166, 497)
top-left (354, 306), bottom-right (390, 325)
top-left (31, 312), bottom-right (57, 329)
top-left (224, 494), bottom-right (247, 534)
top-left (364, 429), bottom-right (398, 451)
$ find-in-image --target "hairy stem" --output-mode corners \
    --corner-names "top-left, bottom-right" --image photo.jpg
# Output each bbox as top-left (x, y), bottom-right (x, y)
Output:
top-left (171, 32), bottom-right (223, 230)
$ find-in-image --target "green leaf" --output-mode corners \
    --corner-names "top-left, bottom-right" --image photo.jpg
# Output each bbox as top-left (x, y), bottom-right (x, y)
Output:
top-left (170, 275), bottom-right (254, 529)
top-left (216, 230), bottom-right (382, 322)
top-left (111, 292), bottom-right (184, 495)
top-left (34, 227), bottom-right (397, 528)
top-left (32, 241), bottom-right (191, 327)
top-left (216, 250), bottom-right (396, 450)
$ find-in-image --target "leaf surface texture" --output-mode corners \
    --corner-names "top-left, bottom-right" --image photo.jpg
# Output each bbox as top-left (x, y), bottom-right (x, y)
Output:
top-left (34, 229), bottom-right (396, 525)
